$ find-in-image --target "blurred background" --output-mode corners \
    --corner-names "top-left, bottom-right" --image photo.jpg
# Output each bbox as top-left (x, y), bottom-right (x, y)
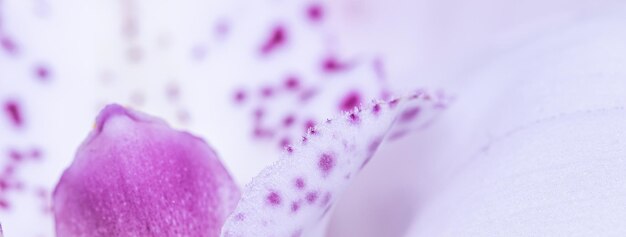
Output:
top-left (0, 0), bottom-right (623, 236)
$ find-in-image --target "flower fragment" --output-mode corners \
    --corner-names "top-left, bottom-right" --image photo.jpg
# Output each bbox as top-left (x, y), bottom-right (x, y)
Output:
top-left (221, 91), bottom-right (449, 237)
top-left (53, 104), bottom-right (240, 237)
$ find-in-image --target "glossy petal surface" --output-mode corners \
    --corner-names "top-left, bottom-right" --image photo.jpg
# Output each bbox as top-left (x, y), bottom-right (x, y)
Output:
top-left (53, 104), bottom-right (240, 237)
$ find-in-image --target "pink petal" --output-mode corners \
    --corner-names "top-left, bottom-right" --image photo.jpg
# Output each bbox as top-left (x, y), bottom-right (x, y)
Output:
top-left (53, 104), bottom-right (240, 237)
top-left (221, 91), bottom-right (449, 237)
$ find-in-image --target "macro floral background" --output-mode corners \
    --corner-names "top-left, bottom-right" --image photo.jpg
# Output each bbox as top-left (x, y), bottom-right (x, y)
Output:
top-left (2, 0), bottom-right (626, 236)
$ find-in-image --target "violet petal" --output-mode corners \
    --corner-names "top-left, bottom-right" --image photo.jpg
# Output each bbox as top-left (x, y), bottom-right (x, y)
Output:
top-left (53, 104), bottom-right (240, 237)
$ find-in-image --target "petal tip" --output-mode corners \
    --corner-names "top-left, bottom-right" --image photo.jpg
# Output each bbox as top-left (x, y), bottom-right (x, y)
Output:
top-left (94, 104), bottom-right (165, 134)
top-left (94, 104), bottom-right (130, 132)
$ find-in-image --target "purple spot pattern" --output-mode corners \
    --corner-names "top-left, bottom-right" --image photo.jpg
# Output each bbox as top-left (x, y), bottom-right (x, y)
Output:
top-left (260, 25), bottom-right (287, 56)
top-left (0, 0), bottom-right (453, 235)
top-left (3, 100), bottom-right (23, 128)
top-left (224, 1), bottom-right (407, 154)
top-left (1, 147), bottom-right (47, 213)
top-left (222, 92), bottom-right (450, 237)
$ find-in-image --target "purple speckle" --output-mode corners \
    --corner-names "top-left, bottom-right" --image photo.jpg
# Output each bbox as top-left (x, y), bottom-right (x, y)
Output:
top-left (266, 191), bottom-right (282, 206)
top-left (372, 104), bottom-right (382, 115)
top-left (279, 137), bottom-right (291, 149)
top-left (304, 119), bottom-right (316, 133)
top-left (388, 99), bottom-right (400, 108)
top-left (348, 113), bottom-right (359, 124)
top-left (260, 86), bottom-right (274, 98)
top-left (4, 100), bottom-right (23, 128)
top-left (0, 199), bottom-right (9, 210)
top-left (284, 76), bottom-right (300, 90)
top-left (260, 25), bottom-right (287, 55)
top-left (282, 114), bottom-right (296, 127)
top-left (1, 145), bottom-right (46, 213)
top-left (399, 106), bottom-right (420, 123)
top-left (339, 91), bottom-right (361, 111)
top-left (234, 213), bottom-right (245, 221)
top-left (8, 149), bottom-right (23, 161)
top-left (291, 201), bottom-right (301, 213)
top-left (306, 192), bottom-right (318, 204)
top-left (321, 56), bottom-right (350, 73)
top-left (0, 36), bottom-right (18, 55)
top-left (306, 3), bottom-right (324, 22)
top-left (214, 20), bottom-right (230, 39)
top-left (30, 148), bottom-right (42, 160)
top-left (299, 88), bottom-right (317, 102)
top-left (318, 153), bottom-right (335, 176)
top-left (253, 107), bottom-right (265, 121)
top-left (34, 64), bottom-right (51, 81)
top-left (410, 90), bottom-right (424, 99)
top-left (294, 178), bottom-right (305, 190)
top-left (253, 126), bottom-right (274, 139)
top-left (0, 180), bottom-right (8, 191)
top-left (3, 164), bottom-right (15, 177)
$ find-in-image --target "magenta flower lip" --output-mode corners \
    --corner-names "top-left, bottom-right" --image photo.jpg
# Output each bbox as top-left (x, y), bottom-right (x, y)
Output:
top-left (53, 104), bottom-right (240, 237)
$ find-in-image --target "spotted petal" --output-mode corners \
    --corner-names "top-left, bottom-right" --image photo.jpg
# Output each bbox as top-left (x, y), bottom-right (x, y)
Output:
top-left (221, 91), bottom-right (449, 237)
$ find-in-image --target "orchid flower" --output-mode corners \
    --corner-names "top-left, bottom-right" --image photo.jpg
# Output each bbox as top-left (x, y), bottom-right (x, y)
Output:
top-left (53, 104), bottom-right (240, 236)
top-left (2, 0), bottom-right (626, 236)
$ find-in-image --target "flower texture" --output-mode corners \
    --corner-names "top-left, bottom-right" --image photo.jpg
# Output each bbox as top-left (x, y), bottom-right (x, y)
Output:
top-left (52, 90), bottom-right (448, 237)
top-left (2, 0), bottom-right (626, 236)
top-left (53, 105), bottom-right (240, 236)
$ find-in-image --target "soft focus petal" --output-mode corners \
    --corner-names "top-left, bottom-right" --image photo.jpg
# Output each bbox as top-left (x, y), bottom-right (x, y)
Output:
top-left (326, 3), bottom-right (626, 237)
top-left (221, 91), bottom-right (448, 237)
top-left (408, 110), bottom-right (626, 236)
top-left (53, 104), bottom-right (240, 237)
top-left (400, 7), bottom-right (626, 236)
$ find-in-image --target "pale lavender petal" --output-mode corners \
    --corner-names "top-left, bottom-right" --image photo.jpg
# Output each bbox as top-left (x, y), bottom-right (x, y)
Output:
top-left (221, 91), bottom-right (449, 237)
top-left (53, 104), bottom-right (240, 237)
top-left (407, 110), bottom-right (626, 236)
top-left (400, 8), bottom-right (626, 236)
